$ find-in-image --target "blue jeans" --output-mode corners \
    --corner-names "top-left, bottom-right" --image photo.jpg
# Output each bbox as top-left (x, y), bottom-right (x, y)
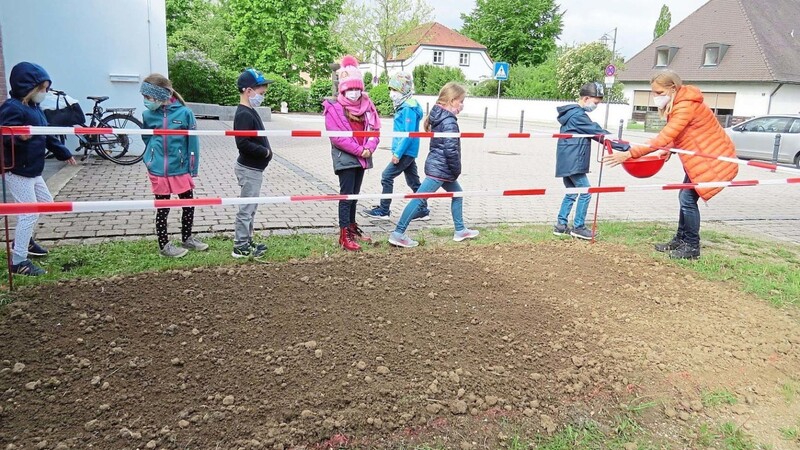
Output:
top-left (395, 177), bottom-right (464, 234)
top-left (677, 174), bottom-right (701, 247)
top-left (378, 155), bottom-right (426, 211)
top-left (557, 174), bottom-right (591, 228)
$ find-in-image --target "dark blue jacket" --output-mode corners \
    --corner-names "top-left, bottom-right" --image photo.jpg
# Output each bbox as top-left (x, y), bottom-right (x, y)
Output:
top-left (555, 104), bottom-right (609, 178)
top-left (424, 105), bottom-right (461, 182)
top-left (0, 62), bottom-right (72, 177)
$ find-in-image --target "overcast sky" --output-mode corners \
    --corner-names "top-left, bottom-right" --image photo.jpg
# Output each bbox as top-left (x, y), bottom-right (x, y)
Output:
top-left (433, 0), bottom-right (709, 60)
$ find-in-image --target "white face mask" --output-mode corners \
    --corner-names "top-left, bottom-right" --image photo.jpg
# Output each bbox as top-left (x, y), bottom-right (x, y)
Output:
top-left (653, 95), bottom-right (671, 109)
top-left (32, 91), bottom-right (47, 104)
top-left (248, 92), bottom-right (264, 108)
top-left (345, 90), bottom-right (362, 101)
top-left (389, 91), bottom-right (403, 103)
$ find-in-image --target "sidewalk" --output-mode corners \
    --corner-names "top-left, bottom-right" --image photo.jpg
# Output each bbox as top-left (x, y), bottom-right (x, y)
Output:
top-left (13, 115), bottom-right (799, 246)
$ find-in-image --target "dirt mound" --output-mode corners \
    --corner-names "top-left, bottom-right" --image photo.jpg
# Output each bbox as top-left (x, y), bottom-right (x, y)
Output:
top-left (1, 241), bottom-right (798, 449)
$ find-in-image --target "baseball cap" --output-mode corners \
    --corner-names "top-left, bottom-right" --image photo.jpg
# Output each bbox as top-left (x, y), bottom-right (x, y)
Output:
top-left (237, 68), bottom-right (273, 92)
top-left (579, 81), bottom-right (604, 98)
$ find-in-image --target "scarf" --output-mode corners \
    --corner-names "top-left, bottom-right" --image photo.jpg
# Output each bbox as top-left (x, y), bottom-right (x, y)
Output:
top-left (392, 92), bottom-right (413, 110)
top-left (337, 92), bottom-right (381, 130)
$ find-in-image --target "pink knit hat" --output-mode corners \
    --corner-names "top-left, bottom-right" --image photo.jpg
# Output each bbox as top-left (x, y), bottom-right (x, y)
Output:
top-left (337, 55), bottom-right (364, 94)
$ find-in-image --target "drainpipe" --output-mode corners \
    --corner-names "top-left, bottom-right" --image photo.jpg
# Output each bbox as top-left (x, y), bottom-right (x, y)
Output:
top-left (767, 82), bottom-right (784, 114)
top-left (147, 0), bottom-right (154, 74)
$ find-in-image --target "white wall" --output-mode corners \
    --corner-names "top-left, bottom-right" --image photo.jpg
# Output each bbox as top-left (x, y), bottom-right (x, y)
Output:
top-left (622, 81), bottom-right (799, 117)
top-left (414, 94), bottom-right (633, 130)
top-left (1, 0), bottom-right (167, 119)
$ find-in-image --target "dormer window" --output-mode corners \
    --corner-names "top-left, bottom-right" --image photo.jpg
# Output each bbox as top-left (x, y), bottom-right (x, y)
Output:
top-left (702, 43), bottom-right (729, 66)
top-left (655, 46), bottom-right (679, 67)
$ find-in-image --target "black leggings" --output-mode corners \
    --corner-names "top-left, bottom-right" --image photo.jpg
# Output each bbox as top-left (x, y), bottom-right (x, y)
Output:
top-left (154, 190), bottom-right (194, 249)
top-left (337, 167), bottom-right (364, 228)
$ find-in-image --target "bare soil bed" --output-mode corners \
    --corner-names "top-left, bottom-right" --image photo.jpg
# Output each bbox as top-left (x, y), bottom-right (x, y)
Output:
top-left (1, 241), bottom-right (798, 449)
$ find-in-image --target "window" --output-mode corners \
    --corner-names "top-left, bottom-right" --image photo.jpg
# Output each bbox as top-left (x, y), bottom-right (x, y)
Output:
top-left (433, 50), bottom-right (443, 64)
top-left (702, 43), bottom-right (729, 66)
top-left (742, 117), bottom-right (791, 132)
top-left (789, 119), bottom-right (800, 134)
top-left (459, 52), bottom-right (469, 66)
top-left (654, 46), bottom-right (679, 67)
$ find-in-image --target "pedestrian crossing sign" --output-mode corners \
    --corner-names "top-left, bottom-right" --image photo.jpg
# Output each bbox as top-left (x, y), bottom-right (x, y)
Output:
top-left (494, 62), bottom-right (509, 80)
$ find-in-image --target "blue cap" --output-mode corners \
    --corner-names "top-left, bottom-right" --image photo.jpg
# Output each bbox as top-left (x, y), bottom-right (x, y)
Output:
top-left (237, 68), bottom-right (272, 92)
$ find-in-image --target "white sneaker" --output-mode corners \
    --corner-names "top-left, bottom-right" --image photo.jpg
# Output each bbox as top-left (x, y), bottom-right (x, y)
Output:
top-left (160, 242), bottom-right (189, 258)
top-left (453, 228), bottom-right (479, 242)
top-left (388, 232), bottom-right (419, 248)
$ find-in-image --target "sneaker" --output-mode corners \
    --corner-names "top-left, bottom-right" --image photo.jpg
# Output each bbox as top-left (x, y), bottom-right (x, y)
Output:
top-left (669, 242), bottom-right (700, 260)
top-left (363, 206), bottom-right (391, 219)
top-left (654, 238), bottom-right (684, 253)
top-left (28, 239), bottom-right (49, 257)
top-left (11, 259), bottom-right (46, 276)
top-left (552, 223), bottom-right (571, 236)
top-left (182, 235), bottom-right (209, 251)
top-left (388, 231), bottom-right (419, 248)
top-left (570, 226), bottom-right (595, 240)
top-left (231, 242), bottom-right (266, 259)
top-left (160, 242), bottom-right (189, 258)
top-left (249, 240), bottom-right (268, 254)
top-left (412, 208), bottom-right (431, 221)
top-left (453, 228), bottom-right (480, 242)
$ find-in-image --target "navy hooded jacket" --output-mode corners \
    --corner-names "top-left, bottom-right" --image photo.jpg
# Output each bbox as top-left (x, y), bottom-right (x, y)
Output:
top-left (0, 62), bottom-right (73, 177)
top-left (424, 105), bottom-right (461, 182)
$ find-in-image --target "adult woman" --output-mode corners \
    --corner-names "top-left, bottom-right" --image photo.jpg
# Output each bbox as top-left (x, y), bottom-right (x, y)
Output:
top-left (604, 70), bottom-right (738, 259)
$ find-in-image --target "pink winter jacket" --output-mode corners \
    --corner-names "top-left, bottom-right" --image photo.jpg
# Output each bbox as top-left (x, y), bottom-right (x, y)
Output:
top-left (322, 99), bottom-right (380, 171)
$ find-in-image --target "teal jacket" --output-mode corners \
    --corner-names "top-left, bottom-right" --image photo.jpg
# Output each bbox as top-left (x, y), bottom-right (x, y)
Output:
top-left (392, 98), bottom-right (424, 158)
top-left (141, 101), bottom-right (199, 177)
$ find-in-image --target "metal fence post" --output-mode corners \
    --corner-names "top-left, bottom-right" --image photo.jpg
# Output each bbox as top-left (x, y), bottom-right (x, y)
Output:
top-left (483, 107), bottom-right (488, 130)
top-left (617, 119), bottom-right (624, 139)
top-left (519, 110), bottom-right (525, 133)
top-left (773, 133), bottom-right (782, 163)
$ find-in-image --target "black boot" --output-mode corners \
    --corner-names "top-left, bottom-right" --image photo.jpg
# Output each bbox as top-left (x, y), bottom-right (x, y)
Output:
top-left (669, 241), bottom-right (700, 260)
top-left (654, 237), bottom-right (683, 253)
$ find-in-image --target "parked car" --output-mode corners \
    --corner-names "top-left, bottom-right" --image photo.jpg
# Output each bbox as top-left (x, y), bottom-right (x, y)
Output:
top-left (725, 115), bottom-right (800, 167)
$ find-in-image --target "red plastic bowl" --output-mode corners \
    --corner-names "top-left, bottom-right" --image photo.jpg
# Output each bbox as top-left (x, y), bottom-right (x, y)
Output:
top-left (622, 154), bottom-right (668, 178)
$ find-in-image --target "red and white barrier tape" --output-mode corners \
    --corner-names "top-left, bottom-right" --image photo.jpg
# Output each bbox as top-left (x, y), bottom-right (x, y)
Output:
top-left (0, 126), bottom-right (601, 140)
top-left (1, 178), bottom-right (797, 216)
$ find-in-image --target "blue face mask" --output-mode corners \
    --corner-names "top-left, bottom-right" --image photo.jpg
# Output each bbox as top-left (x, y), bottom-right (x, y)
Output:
top-left (143, 99), bottom-right (162, 111)
top-left (582, 102), bottom-right (598, 112)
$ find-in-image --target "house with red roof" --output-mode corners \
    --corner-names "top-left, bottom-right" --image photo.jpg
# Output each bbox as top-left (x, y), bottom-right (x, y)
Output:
top-left (360, 22), bottom-right (494, 83)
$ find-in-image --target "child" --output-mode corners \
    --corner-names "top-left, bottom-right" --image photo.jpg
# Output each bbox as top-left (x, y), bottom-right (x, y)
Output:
top-left (322, 56), bottom-right (380, 251)
top-left (0, 62), bottom-right (77, 275)
top-left (553, 81), bottom-right (628, 240)
top-left (388, 82), bottom-right (479, 248)
top-left (231, 68), bottom-right (273, 258)
top-left (363, 72), bottom-right (428, 220)
top-left (140, 73), bottom-right (207, 258)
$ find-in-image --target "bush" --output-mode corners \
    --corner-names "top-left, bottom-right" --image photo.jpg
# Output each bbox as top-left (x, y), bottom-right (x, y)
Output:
top-left (368, 84), bottom-right (393, 116)
top-left (307, 78), bottom-right (334, 113)
top-left (363, 71), bottom-right (373, 88)
top-left (169, 50), bottom-right (238, 105)
top-left (470, 79), bottom-right (503, 97)
top-left (412, 64), bottom-right (466, 95)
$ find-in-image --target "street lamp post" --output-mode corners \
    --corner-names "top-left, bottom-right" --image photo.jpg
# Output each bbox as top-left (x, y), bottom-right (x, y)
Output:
top-left (602, 28), bottom-right (617, 131)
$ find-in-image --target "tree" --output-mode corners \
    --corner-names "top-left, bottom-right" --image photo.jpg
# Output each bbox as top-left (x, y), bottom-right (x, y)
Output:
top-left (166, 0), bottom-right (233, 65)
top-left (412, 65), bottom-right (466, 95)
top-left (226, 0), bottom-right (344, 82)
top-left (556, 42), bottom-right (625, 102)
top-left (335, 0), bottom-right (433, 75)
top-left (653, 4), bottom-right (671, 40)
top-left (460, 0), bottom-right (563, 66)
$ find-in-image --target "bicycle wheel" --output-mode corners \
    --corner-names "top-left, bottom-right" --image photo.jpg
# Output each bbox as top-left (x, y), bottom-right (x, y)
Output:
top-left (94, 114), bottom-right (145, 165)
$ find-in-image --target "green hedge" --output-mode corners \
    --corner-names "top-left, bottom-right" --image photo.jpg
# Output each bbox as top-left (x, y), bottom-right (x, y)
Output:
top-left (169, 50), bottom-right (238, 105)
top-left (369, 84), bottom-right (393, 116)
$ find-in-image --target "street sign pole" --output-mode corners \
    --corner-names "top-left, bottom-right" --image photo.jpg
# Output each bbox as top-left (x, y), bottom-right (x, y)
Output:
top-left (602, 28), bottom-right (617, 131)
top-left (492, 62), bottom-right (509, 126)
top-left (495, 80), bottom-right (501, 124)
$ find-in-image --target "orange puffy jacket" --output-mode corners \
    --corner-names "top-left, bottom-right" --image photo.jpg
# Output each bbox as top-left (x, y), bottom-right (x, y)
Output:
top-left (631, 85), bottom-right (738, 201)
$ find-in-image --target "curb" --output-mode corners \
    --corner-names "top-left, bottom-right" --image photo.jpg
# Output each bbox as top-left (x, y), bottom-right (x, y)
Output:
top-left (46, 162), bottom-right (83, 198)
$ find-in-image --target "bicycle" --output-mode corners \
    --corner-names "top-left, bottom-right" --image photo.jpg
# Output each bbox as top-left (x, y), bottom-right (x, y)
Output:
top-left (48, 90), bottom-right (146, 165)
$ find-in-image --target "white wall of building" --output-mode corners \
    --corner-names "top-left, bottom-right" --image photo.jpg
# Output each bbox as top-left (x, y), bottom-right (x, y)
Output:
top-left (414, 94), bottom-right (633, 130)
top-left (622, 81), bottom-right (800, 117)
top-left (1, 0), bottom-right (167, 119)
